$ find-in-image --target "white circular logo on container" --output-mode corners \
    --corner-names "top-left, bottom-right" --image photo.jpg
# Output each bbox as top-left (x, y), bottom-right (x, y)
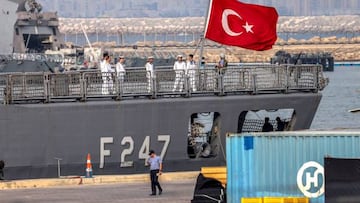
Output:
top-left (297, 161), bottom-right (324, 198)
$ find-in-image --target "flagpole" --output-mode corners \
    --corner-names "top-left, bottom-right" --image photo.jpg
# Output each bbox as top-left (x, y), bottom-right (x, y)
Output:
top-left (198, 0), bottom-right (213, 67)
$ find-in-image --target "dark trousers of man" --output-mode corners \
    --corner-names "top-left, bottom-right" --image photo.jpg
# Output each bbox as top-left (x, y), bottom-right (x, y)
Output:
top-left (150, 169), bottom-right (162, 195)
top-left (0, 170), bottom-right (4, 180)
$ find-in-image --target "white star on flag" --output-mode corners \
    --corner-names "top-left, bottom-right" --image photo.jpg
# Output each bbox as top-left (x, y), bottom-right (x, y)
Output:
top-left (243, 22), bottom-right (254, 33)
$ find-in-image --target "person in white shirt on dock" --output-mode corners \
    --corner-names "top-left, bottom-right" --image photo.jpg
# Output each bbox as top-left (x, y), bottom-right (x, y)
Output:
top-left (145, 56), bottom-right (155, 93)
top-left (187, 54), bottom-right (197, 92)
top-left (172, 55), bottom-right (186, 92)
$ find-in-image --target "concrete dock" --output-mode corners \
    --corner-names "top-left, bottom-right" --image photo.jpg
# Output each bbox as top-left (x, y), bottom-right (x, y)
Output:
top-left (0, 171), bottom-right (199, 202)
top-left (0, 171), bottom-right (199, 190)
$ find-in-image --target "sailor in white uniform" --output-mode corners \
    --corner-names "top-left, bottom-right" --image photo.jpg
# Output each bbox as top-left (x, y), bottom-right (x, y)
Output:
top-left (145, 56), bottom-right (155, 93)
top-left (186, 54), bottom-right (197, 92)
top-left (101, 54), bottom-right (114, 95)
top-left (100, 53), bottom-right (109, 95)
top-left (172, 55), bottom-right (186, 92)
top-left (115, 56), bottom-right (126, 88)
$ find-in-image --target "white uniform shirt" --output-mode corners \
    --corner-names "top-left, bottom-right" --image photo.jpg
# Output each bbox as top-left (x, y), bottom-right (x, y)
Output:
top-left (187, 60), bottom-right (196, 72)
top-left (100, 60), bottom-right (107, 73)
top-left (173, 61), bottom-right (186, 73)
top-left (116, 62), bottom-right (125, 77)
top-left (145, 62), bottom-right (154, 77)
top-left (104, 62), bottom-right (114, 73)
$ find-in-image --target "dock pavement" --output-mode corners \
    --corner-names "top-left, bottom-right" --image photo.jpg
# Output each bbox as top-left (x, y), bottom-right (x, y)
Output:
top-left (0, 171), bottom-right (199, 203)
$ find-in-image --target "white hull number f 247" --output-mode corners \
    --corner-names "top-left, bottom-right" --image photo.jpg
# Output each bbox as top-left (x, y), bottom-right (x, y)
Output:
top-left (99, 135), bottom-right (170, 168)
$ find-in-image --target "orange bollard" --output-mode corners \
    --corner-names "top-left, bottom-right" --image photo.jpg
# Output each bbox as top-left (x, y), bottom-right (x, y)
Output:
top-left (85, 153), bottom-right (93, 178)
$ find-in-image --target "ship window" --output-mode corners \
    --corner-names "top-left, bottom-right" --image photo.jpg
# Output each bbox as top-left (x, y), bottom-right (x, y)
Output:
top-left (237, 109), bottom-right (296, 133)
top-left (15, 28), bottom-right (19, 35)
top-left (187, 112), bottom-right (220, 159)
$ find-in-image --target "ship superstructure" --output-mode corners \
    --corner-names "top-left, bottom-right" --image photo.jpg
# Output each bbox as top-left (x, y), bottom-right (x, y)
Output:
top-left (0, 0), bottom-right (63, 73)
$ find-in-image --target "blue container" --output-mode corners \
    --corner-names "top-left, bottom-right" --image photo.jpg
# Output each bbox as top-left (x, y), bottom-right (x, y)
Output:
top-left (226, 131), bottom-right (360, 203)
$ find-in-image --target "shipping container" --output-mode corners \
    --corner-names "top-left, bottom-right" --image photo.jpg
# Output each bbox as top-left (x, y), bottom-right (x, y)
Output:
top-left (226, 131), bottom-right (360, 203)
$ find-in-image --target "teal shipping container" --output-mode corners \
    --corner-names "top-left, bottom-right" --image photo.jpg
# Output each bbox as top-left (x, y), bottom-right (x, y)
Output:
top-left (226, 131), bottom-right (360, 203)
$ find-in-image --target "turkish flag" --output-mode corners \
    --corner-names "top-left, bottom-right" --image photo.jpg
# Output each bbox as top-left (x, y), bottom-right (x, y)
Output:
top-left (204, 0), bottom-right (278, 51)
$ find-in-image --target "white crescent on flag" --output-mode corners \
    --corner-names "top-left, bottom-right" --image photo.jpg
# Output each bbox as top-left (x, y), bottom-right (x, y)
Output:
top-left (221, 9), bottom-right (243, 37)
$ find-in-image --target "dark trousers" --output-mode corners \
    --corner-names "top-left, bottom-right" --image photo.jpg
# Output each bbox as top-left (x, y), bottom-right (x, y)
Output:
top-left (150, 169), bottom-right (162, 194)
top-left (0, 169), bottom-right (4, 180)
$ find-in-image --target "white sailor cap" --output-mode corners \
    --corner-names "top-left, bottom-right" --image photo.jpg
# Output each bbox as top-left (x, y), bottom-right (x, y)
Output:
top-left (147, 56), bottom-right (154, 59)
top-left (177, 55), bottom-right (183, 58)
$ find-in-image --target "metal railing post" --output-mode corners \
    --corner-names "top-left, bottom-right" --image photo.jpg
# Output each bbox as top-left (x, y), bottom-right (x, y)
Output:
top-left (112, 73), bottom-right (119, 100)
top-left (252, 74), bottom-right (257, 94)
top-left (118, 74), bottom-right (123, 100)
top-left (8, 75), bottom-right (13, 104)
top-left (152, 76), bottom-right (157, 99)
top-left (314, 65), bottom-right (320, 92)
top-left (80, 73), bottom-right (86, 102)
top-left (184, 73), bottom-right (190, 97)
top-left (44, 73), bottom-right (50, 103)
top-left (4, 75), bottom-right (10, 105)
top-left (285, 65), bottom-right (289, 93)
top-left (21, 74), bottom-right (26, 99)
top-left (218, 71), bottom-right (224, 96)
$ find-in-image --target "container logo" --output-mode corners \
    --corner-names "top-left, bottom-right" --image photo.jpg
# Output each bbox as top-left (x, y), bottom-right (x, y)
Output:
top-left (296, 161), bottom-right (324, 198)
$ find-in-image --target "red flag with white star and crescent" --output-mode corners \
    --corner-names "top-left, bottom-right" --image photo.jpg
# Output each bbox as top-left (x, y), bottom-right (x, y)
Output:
top-left (204, 0), bottom-right (278, 51)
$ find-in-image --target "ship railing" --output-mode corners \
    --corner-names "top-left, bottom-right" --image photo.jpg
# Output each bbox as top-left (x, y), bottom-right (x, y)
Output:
top-left (120, 70), bottom-right (153, 97)
top-left (78, 70), bottom-right (154, 100)
top-left (222, 66), bottom-right (288, 94)
top-left (155, 69), bottom-right (187, 95)
top-left (192, 69), bottom-right (218, 94)
top-left (82, 72), bottom-right (118, 99)
top-left (2, 73), bottom-right (47, 104)
top-left (47, 72), bottom-right (82, 101)
top-left (0, 55), bottom-right (13, 61)
top-left (286, 64), bottom-right (322, 92)
top-left (249, 65), bottom-right (288, 93)
top-left (0, 64), bottom-right (325, 104)
top-left (0, 53), bottom-right (64, 63)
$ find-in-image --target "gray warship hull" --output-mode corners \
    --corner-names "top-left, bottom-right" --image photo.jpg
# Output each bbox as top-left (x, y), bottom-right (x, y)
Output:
top-left (0, 93), bottom-right (321, 180)
top-left (0, 63), bottom-right (327, 180)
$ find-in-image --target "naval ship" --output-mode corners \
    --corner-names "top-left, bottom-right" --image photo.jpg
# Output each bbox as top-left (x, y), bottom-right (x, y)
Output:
top-left (0, 0), bottom-right (328, 180)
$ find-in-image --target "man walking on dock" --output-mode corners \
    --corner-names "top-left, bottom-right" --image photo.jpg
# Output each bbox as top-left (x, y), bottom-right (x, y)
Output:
top-left (147, 150), bottom-right (163, 196)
